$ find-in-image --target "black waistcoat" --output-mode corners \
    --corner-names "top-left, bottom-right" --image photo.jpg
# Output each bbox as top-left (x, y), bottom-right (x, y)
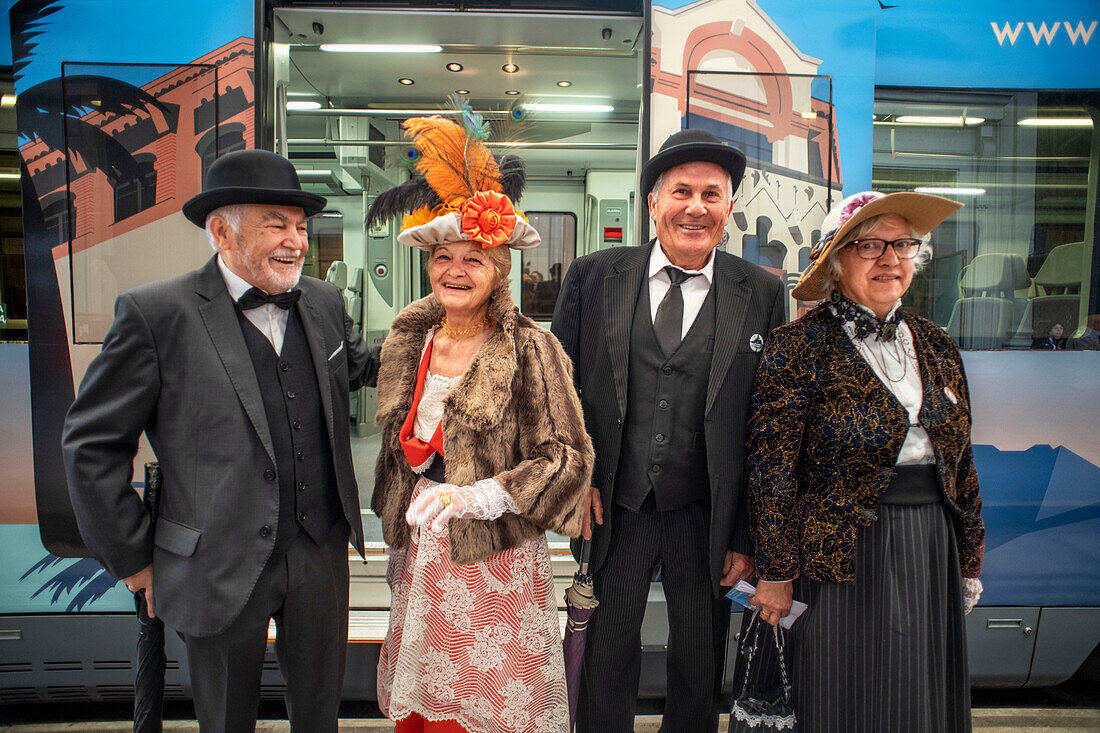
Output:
top-left (614, 277), bottom-right (715, 511)
top-left (237, 306), bottom-right (343, 561)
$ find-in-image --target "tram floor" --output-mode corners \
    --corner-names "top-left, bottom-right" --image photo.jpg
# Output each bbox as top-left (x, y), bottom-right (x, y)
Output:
top-left (2, 710), bottom-right (1099, 732)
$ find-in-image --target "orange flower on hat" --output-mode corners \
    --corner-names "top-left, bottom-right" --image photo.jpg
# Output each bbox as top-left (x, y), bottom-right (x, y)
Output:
top-left (461, 190), bottom-right (517, 248)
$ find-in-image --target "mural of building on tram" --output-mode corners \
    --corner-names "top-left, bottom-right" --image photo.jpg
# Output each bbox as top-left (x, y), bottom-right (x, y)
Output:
top-left (651, 0), bottom-right (842, 315)
top-left (20, 37), bottom-right (254, 347)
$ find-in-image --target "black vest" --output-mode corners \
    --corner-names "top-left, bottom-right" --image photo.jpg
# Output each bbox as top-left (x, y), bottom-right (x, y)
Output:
top-left (614, 277), bottom-right (715, 511)
top-left (237, 307), bottom-right (343, 560)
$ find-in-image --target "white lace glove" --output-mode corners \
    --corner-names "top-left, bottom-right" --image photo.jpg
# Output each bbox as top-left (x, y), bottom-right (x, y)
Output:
top-left (405, 478), bottom-right (520, 532)
top-left (962, 578), bottom-right (983, 615)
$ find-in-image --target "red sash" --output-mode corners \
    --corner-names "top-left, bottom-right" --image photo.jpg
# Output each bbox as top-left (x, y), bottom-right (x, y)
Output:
top-left (399, 336), bottom-right (446, 469)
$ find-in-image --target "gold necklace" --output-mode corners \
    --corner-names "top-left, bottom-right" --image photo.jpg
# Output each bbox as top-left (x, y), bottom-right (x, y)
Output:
top-left (440, 313), bottom-right (492, 339)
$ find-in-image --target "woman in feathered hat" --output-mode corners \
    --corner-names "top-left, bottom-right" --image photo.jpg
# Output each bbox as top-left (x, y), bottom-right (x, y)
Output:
top-left (367, 113), bottom-right (593, 733)
top-left (745, 191), bottom-right (985, 732)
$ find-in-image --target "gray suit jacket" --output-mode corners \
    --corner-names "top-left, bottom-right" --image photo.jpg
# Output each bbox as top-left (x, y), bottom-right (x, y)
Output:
top-left (551, 241), bottom-right (785, 595)
top-left (62, 256), bottom-right (376, 637)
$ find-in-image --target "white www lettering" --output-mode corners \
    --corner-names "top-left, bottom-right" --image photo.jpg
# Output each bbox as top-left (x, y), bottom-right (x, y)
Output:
top-left (991, 21), bottom-right (1024, 45)
top-left (1028, 21), bottom-right (1061, 44)
top-left (1063, 20), bottom-right (1097, 45)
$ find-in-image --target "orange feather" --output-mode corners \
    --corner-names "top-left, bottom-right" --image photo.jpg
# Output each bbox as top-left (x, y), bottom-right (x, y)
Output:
top-left (402, 116), bottom-right (501, 206)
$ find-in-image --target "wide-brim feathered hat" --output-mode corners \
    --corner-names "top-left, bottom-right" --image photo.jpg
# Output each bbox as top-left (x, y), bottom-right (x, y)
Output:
top-left (366, 103), bottom-right (539, 251)
top-left (182, 149), bottom-right (327, 228)
top-left (640, 129), bottom-right (747, 199)
top-left (791, 190), bottom-right (964, 301)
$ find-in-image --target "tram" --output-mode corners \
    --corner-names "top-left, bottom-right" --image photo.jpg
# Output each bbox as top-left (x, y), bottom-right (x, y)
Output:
top-left (0, 0), bottom-right (1097, 704)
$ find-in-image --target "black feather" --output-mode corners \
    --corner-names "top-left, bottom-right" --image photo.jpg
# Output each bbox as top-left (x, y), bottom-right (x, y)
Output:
top-left (365, 177), bottom-right (440, 229)
top-left (497, 154), bottom-right (527, 205)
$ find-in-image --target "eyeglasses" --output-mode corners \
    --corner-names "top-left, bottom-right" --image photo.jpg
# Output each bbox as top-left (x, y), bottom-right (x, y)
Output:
top-left (846, 238), bottom-right (922, 260)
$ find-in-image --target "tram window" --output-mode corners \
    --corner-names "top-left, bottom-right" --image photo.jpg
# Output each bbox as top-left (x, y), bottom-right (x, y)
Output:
top-left (306, 211), bottom-right (344, 281)
top-left (521, 212), bottom-right (576, 320)
top-left (872, 89), bottom-right (1100, 350)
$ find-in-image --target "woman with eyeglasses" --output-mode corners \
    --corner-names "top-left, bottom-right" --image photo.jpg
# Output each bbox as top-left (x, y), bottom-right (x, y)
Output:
top-left (746, 192), bottom-right (986, 732)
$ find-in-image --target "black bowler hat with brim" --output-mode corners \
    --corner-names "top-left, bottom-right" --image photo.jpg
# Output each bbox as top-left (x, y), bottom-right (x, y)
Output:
top-left (640, 129), bottom-right (748, 199)
top-left (182, 149), bottom-right (328, 228)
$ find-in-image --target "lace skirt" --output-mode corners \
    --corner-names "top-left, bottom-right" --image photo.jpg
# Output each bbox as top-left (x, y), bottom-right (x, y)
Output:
top-left (378, 476), bottom-right (570, 733)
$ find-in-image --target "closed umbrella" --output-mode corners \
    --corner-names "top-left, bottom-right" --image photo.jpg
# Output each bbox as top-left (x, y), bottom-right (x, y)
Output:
top-left (134, 462), bottom-right (165, 733)
top-left (563, 537), bottom-right (598, 731)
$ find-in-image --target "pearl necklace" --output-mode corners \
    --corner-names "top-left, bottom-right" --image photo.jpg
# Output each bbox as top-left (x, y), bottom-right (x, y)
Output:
top-left (440, 313), bottom-right (493, 339)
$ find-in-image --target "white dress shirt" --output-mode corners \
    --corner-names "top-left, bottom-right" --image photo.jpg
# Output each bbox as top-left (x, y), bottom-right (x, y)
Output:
top-left (217, 255), bottom-right (290, 354)
top-left (647, 241), bottom-right (715, 339)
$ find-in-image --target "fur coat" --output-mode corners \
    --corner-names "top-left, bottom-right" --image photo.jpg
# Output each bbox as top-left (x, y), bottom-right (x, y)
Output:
top-left (372, 284), bottom-right (594, 565)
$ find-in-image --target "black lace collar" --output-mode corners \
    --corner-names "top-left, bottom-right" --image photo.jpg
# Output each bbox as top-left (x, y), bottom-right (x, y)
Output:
top-left (828, 291), bottom-right (902, 342)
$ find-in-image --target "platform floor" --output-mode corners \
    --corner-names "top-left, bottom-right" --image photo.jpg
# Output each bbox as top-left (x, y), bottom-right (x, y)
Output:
top-left (3, 710), bottom-right (1100, 732)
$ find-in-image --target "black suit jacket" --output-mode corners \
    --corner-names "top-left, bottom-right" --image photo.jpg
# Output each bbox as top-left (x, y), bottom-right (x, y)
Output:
top-left (552, 241), bottom-right (785, 595)
top-left (62, 256), bottom-right (376, 637)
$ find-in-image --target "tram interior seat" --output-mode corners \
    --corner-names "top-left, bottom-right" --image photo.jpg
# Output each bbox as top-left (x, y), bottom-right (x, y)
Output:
top-left (946, 252), bottom-right (1030, 349)
top-left (347, 267), bottom-right (363, 328)
top-left (1016, 241), bottom-right (1084, 341)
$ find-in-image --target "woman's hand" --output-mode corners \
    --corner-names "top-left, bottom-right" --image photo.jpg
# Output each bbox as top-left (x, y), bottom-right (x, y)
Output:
top-left (750, 580), bottom-right (793, 627)
top-left (581, 487), bottom-right (603, 540)
top-left (406, 479), bottom-right (520, 532)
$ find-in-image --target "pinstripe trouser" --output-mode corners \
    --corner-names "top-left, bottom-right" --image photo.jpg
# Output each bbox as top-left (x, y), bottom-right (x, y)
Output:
top-left (579, 498), bottom-right (725, 733)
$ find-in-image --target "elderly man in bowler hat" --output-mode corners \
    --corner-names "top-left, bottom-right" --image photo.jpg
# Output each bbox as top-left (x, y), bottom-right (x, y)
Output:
top-left (552, 129), bottom-right (786, 732)
top-left (63, 149), bottom-right (378, 732)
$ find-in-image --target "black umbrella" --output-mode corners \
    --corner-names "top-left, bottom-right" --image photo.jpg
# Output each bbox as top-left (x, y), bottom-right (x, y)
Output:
top-left (134, 462), bottom-right (165, 733)
top-left (563, 537), bottom-right (598, 731)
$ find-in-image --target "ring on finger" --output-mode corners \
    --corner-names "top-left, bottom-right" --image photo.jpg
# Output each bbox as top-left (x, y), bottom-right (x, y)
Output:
top-left (439, 492), bottom-right (451, 508)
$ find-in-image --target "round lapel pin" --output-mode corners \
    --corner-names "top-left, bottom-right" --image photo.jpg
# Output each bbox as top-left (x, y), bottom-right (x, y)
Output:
top-left (749, 333), bottom-right (764, 352)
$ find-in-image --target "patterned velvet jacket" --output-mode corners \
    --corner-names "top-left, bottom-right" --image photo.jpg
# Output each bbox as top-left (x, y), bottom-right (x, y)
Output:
top-left (747, 304), bottom-right (984, 583)
top-left (372, 284), bottom-right (594, 565)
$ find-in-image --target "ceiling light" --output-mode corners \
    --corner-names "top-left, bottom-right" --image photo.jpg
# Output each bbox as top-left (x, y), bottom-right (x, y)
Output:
top-left (0, 95), bottom-right (16, 107)
top-left (446, 62), bottom-right (463, 72)
top-left (0, 172), bottom-right (20, 179)
top-left (1017, 117), bottom-right (1093, 127)
top-left (295, 169), bottom-right (333, 178)
top-left (454, 89), bottom-right (470, 95)
top-left (286, 100), bottom-right (322, 111)
top-left (914, 186), bottom-right (985, 196)
top-left (319, 44), bottom-right (442, 53)
top-left (523, 103), bottom-right (614, 113)
top-left (556, 80), bottom-right (572, 87)
top-left (502, 63), bottom-right (519, 73)
top-left (505, 90), bottom-right (521, 96)
top-left (894, 115), bottom-right (984, 125)
top-left (398, 78), bottom-right (415, 86)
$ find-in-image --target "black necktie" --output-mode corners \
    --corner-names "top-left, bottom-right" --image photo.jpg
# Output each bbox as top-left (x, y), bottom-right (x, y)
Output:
top-left (237, 287), bottom-right (301, 311)
top-left (653, 266), bottom-right (701, 356)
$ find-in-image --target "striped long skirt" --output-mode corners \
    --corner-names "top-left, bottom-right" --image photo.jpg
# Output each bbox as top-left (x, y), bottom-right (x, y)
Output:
top-left (790, 466), bottom-right (972, 733)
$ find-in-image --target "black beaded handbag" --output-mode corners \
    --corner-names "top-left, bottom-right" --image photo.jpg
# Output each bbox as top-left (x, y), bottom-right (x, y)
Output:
top-left (728, 609), bottom-right (796, 731)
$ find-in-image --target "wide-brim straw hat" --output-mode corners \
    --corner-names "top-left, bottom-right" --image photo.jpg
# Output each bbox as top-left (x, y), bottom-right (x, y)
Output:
top-left (791, 191), bottom-right (963, 301)
top-left (397, 211), bottom-right (541, 251)
top-left (182, 149), bottom-right (327, 228)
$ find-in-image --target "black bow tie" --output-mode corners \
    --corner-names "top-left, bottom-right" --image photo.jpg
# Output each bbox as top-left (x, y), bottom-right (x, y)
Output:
top-left (237, 287), bottom-right (301, 311)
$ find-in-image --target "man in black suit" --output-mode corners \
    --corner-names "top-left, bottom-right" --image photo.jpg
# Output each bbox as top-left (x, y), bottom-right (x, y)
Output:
top-left (552, 130), bottom-right (785, 732)
top-left (63, 150), bottom-right (377, 732)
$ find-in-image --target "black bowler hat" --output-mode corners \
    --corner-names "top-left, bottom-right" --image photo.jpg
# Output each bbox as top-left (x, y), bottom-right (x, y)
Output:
top-left (640, 129), bottom-right (747, 199)
top-left (182, 149), bottom-right (328, 228)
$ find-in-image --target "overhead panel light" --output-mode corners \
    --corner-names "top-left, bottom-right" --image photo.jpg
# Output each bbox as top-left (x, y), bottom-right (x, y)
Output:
top-left (0, 95), bottom-right (16, 107)
top-left (0, 172), bottom-right (20, 179)
top-left (296, 169), bottom-right (333, 178)
top-left (1017, 117), bottom-right (1093, 127)
top-left (523, 103), bottom-right (614, 113)
top-left (914, 186), bottom-right (985, 196)
top-left (286, 100), bottom-right (322, 111)
top-left (894, 116), bottom-right (984, 125)
top-left (319, 44), bottom-right (442, 53)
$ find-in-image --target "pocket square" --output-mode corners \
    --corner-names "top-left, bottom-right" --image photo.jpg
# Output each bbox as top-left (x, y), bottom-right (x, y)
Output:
top-left (328, 341), bottom-right (345, 360)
